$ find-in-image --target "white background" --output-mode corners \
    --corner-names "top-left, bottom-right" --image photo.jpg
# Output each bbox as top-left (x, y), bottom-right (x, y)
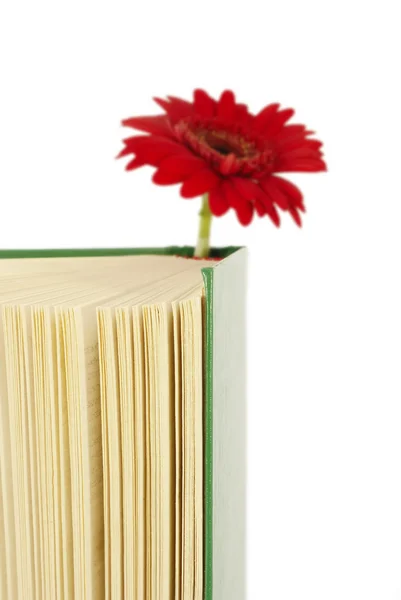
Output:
top-left (1, 1), bottom-right (401, 598)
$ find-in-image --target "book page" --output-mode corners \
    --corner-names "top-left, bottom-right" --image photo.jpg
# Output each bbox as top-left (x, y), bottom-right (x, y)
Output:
top-left (97, 307), bottom-right (123, 600)
top-left (115, 306), bottom-right (138, 599)
top-left (54, 307), bottom-right (75, 600)
top-left (143, 302), bottom-right (176, 600)
top-left (72, 306), bottom-right (105, 600)
top-left (0, 253), bottom-right (212, 600)
top-left (172, 302), bottom-right (183, 600)
top-left (180, 300), bottom-right (195, 600)
top-left (0, 314), bottom-right (18, 599)
top-left (1, 305), bottom-right (35, 600)
top-left (31, 307), bottom-right (56, 599)
top-left (131, 305), bottom-right (146, 598)
top-left (19, 306), bottom-right (43, 600)
top-left (0, 459), bottom-right (8, 599)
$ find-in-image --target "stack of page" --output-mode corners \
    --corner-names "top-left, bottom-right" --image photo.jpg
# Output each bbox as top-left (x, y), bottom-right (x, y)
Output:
top-left (0, 254), bottom-right (209, 600)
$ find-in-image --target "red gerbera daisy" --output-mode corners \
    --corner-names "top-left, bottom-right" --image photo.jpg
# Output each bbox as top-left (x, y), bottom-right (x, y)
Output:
top-left (118, 89), bottom-right (326, 227)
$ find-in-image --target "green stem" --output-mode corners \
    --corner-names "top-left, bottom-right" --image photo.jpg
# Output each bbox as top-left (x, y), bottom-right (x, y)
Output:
top-left (194, 193), bottom-right (213, 258)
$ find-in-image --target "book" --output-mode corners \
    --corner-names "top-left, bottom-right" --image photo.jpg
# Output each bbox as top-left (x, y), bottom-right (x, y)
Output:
top-left (0, 246), bottom-right (246, 600)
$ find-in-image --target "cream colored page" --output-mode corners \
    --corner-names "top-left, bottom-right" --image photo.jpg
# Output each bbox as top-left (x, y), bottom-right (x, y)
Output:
top-left (1, 306), bottom-right (35, 600)
top-left (170, 294), bottom-right (204, 600)
top-left (172, 302), bottom-right (182, 600)
top-left (35, 287), bottom-right (116, 600)
top-left (19, 306), bottom-right (44, 600)
top-left (15, 268), bottom-right (183, 600)
top-left (12, 297), bottom-right (78, 600)
top-left (72, 306), bottom-right (105, 600)
top-left (191, 298), bottom-right (203, 600)
top-left (0, 253), bottom-right (211, 600)
top-left (31, 307), bottom-right (56, 600)
top-left (180, 301), bottom-right (194, 600)
top-left (54, 308), bottom-right (74, 600)
top-left (97, 308), bottom-right (122, 600)
top-left (143, 302), bottom-right (175, 600)
top-left (0, 283), bottom-right (113, 600)
top-left (56, 307), bottom-right (88, 600)
top-left (0, 461), bottom-right (8, 599)
top-left (158, 304), bottom-right (175, 600)
top-left (95, 281), bottom-right (201, 600)
top-left (115, 307), bottom-right (136, 600)
top-left (0, 256), bottom-right (119, 276)
top-left (0, 315), bottom-right (17, 600)
top-left (131, 305), bottom-right (146, 600)
top-left (117, 295), bottom-right (189, 600)
top-left (38, 307), bottom-right (68, 600)
top-left (0, 255), bottom-right (176, 279)
top-left (55, 287), bottom-right (144, 600)
top-left (91, 268), bottom-right (206, 600)
top-left (97, 312), bottom-right (111, 600)
top-left (0, 255), bottom-right (209, 291)
top-left (17, 305), bottom-right (43, 600)
top-left (142, 306), bottom-right (156, 600)
top-left (121, 285), bottom-right (204, 600)
top-left (11, 288), bottom-right (101, 600)
top-left (0, 284), bottom-right (110, 600)
top-left (99, 301), bottom-right (151, 600)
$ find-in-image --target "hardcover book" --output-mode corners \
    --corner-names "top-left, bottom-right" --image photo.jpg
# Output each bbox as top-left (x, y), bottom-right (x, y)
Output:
top-left (0, 246), bottom-right (246, 600)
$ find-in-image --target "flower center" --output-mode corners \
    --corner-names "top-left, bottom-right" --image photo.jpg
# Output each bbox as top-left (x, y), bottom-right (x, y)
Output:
top-left (175, 117), bottom-right (275, 177)
top-left (198, 129), bottom-right (256, 159)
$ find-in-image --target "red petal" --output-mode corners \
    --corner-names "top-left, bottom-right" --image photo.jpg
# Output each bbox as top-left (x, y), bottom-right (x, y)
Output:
top-left (235, 202), bottom-right (254, 226)
top-left (232, 177), bottom-right (281, 227)
top-left (125, 157), bottom-right (146, 171)
top-left (235, 103), bottom-right (251, 124)
top-left (260, 177), bottom-right (289, 210)
top-left (221, 180), bottom-right (239, 209)
top-left (275, 158), bottom-right (327, 172)
top-left (180, 168), bottom-right (220, 198)
top-left (117, 145), bottom-right (133, 159)
top-left (223, 181), bottom-right (254, 226)
top-left (152, 155), bottom-right (204, 185)
top-left (253, 103), bottom-right (280, 132)
top-left (167, 95), bottom-right (194, 114)
top-left (253, 195), bottom-right (281, 226)
top-left (193, 89), bottom-right (216, 118)
top-left (120, 134), bottom-right (149, 148)
top-left (270, 176), bottom-right (305, 211)
top-left (153, 96), bottom-right (193, 123)
top-left (272, 124), bottom-right (308, 145)
top-left (266, 203), bottom-right (281, 226)
top-left (276, 137), bottom-right (323, 154)
top-left (274, 124), bottom-right (307, 138)
top-left (153, 97), bottom-right (170, 112)
top-left (217, 90), bottom-right (236, 121)
top-left (120, 135), bottom-right (188, 167)
top-left (209, 185), bottom-right (229, 217)
top-left (278, 147), bottom-right (324, 162)
top-left (289, 206), bottom-right (302, 226)
top-left (255, 200), bottom-right (266, 217)
top-left (122, 115), bottom-right (173, 137)
top-left (264, 108), bottom-right (295, 136)
top-left (231, 177), bottom-right (258, 202)
top-left (234, 202), bottom-right (254, 225)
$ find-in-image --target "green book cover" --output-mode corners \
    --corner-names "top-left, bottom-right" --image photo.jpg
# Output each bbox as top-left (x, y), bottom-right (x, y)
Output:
top-left (0, 246), bottom-right (247, 600)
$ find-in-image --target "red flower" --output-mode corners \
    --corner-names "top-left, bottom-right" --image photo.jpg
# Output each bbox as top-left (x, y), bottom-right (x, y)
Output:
top-left (118, 90), bottom-right (326, 227)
